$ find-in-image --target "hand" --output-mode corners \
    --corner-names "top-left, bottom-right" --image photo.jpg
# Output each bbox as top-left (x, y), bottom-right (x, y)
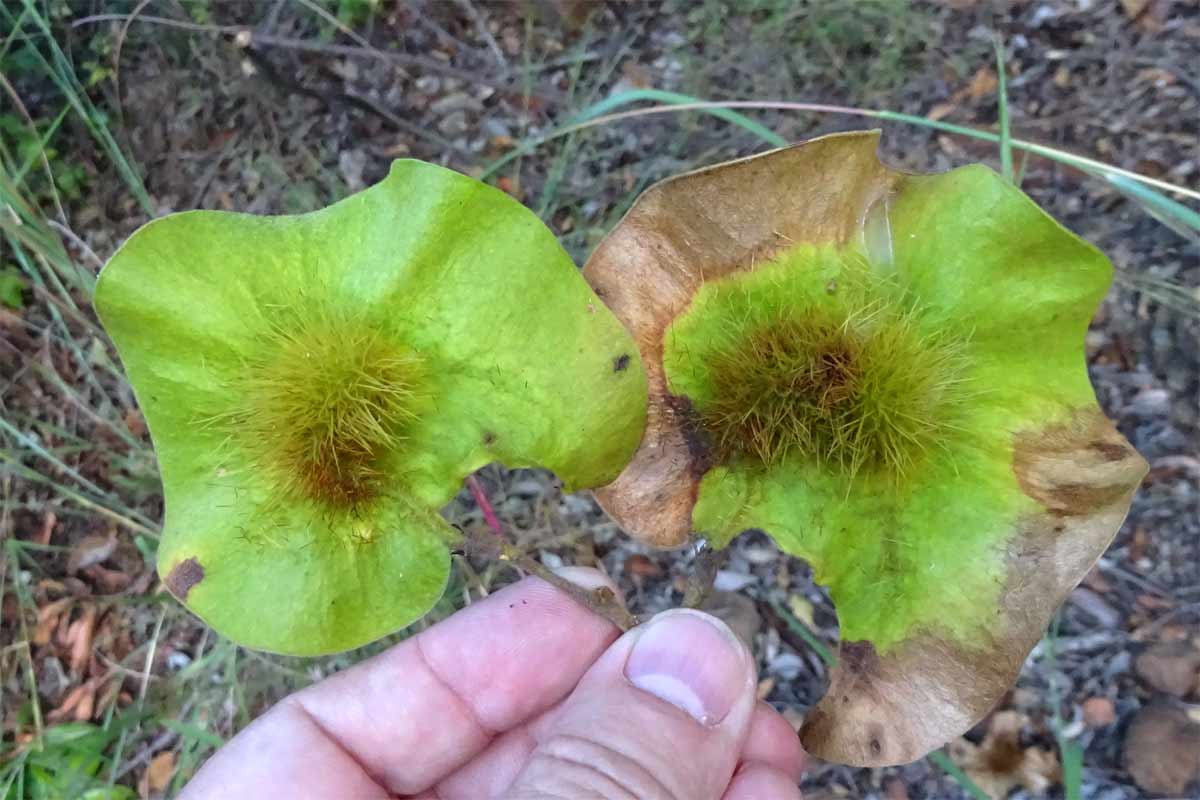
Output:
top-left (179, 568), bottom-right (805, 799)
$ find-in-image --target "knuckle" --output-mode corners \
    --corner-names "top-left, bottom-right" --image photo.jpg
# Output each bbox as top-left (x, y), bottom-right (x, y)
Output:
top-left (519, 733), bottom-right (679, 800)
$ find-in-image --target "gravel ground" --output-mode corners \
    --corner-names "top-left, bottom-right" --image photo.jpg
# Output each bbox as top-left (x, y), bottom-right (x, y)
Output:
top-left (3, 2), bottom-right (1197, 797)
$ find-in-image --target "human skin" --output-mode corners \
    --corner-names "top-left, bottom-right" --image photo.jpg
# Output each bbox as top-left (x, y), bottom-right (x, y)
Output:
top-left (178, 568), bottom-right (806, 799)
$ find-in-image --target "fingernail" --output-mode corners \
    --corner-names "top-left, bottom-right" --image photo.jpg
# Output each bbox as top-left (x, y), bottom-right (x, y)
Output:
top-left (624, 609), bottom-right (748, 726)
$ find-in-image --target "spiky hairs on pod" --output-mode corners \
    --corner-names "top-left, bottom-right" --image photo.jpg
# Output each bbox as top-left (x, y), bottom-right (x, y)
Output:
top-left (687, 253), bottom-right (975, 486)
top-left (211, 304), bottom-right (425, 513)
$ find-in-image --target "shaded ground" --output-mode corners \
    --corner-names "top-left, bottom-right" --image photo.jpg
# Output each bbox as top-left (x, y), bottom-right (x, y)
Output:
top-left (2, 1), bottom-right (1197, 798)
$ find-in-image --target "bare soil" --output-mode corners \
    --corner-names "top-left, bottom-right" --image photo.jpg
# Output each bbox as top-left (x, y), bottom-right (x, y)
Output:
top-left (2, 2), bottom-right (1197, 798)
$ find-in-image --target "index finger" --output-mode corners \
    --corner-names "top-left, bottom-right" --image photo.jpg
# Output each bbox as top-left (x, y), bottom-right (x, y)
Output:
top-left (189, 568), bottom-right (621, 797)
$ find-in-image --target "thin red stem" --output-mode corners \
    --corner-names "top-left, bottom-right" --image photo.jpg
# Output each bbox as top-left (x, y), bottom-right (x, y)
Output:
top-left (466, 474), bottom-right (503, 537)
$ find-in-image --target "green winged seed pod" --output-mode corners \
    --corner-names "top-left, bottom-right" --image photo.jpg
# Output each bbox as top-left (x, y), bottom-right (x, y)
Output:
top-left (96, 160), bottom-right (647, 656)
top-left (584, 131), bottom-right (1147, 767)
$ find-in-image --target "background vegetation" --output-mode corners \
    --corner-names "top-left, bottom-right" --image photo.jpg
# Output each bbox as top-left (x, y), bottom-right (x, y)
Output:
top-left (2, 1), bottom-right (1197, 798)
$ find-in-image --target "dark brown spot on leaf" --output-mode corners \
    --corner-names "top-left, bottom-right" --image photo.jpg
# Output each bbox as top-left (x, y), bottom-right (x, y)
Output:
top-left (482, 431), bottom-right (497, 446)
top-left (664, 394), bottom-right (713, 477)
top-left (1090, 439), bottom-right (1131, 462)
top-left (613, 353), bottom-right (631, 372)
top-left (1044, 482), bottom-right (1133, 517)
top-left (1013, 411), bottom-right (1145, 517)
top-left (166, 558), bottom-right (204, 601)
top-left (839, 640), bottom-right (881, 674)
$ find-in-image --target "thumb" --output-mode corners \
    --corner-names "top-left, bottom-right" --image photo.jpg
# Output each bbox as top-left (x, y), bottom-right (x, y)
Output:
top-left (508, 608), bottom-right (758, 800)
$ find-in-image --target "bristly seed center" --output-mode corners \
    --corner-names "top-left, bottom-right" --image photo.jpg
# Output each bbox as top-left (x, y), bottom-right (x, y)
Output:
top-left (698, 304), bottom-right (970, 483)
top-left (216, 310), bottom-right (423, 510)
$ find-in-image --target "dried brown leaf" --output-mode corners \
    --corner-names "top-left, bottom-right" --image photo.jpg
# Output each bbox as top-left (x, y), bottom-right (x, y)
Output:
top-left (146, 751), bottom-right (176, 793)
top-left (1135, 640), bottom-right (1200, 697)
top-left (952, 711), bottom-right (1060, 799)
top-left (34, 597), bottom-right (74, 647)
top-left (96, 678), bottom-right (122, 717)
top-left (67, 604), bottom-right (98, 676)
top-left (963, 66), bottom-right (998, 100)
top-left (1120, 0), bottom-right (1150, 18)
top-left (84, 564), bottom-right (133, 593)
top-left (584, 132), bottom-right (1146, 767)
top-left (36, 511), bottom-right (57, 545)
top-left (48, 683), bottom-right (87, 723)
top-left (72, 682), bottom-right (96, 721)
top-left (67, 532), bottom-right (117, 574)
top-left (927, 102), bottom-right (958, 121)
top-left (584, 132), bottom-right (899, 548)
top-left (54, 608), bottom-right (73, 648)
top-left (1123, 706), bottom-right (1200, 795)
top-left (625, 553), bottom-right (661, 578)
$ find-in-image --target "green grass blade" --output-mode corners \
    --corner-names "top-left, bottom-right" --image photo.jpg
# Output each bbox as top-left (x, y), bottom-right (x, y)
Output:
top-left (483, 95), bottom-right (1197, 212)
top-left (481, 88), bottom-right (787, 180)
top-left (994, 39), bottom-right (1013, 183)
top-left (1114, 272), bottom-right (1199, 319)
top-left (0, 454), bottom-right (159, 537)
top-left (870, 107), bottom-right (1198, 201)
top-left (1104, 173), bottom-right (1200, 241)
top-left (929, 749), bottom-right (990, 800)
top-left (0, 1), bottom-right (33, 61)
top-left (3, 538), bottom-right (44, 743)
top-left (766, 598), bottom-right (837, 666)
top-left (1044, 613), bottom-right (1086, 800)
top-left (159, 719), bottom-right (226, 750)
top-left (11, 105), bottom-right (70, 187)
top-left (0, 416), bottom-right (114, 500)
top-left (9, 0), bottom-right (152, 212)
top-left (574, 89), bottom-right (788, 148)
top-left (1059, 734), bottom-right (1084, 800)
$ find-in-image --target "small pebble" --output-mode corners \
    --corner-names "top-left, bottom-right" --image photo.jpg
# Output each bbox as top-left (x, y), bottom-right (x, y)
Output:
top-left (767, 652), bottom-right (805, 680)
top-left (713, 570), bottom-right (757, 592)
top-left (1070, 587), bottom-right (1122, 628)
top-left (430, 91), bottom-right (483, 115)
top-left (1082, 696), bottom-right (1116, 728)
top-left (414, 75), bottom-right (440, 94)
top-left (437, 110), bottom-right (469, 137)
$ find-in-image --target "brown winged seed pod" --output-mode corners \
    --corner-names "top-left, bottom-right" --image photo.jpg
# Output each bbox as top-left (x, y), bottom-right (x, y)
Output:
top-left (583, 131), bottom-right (1146, 765)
